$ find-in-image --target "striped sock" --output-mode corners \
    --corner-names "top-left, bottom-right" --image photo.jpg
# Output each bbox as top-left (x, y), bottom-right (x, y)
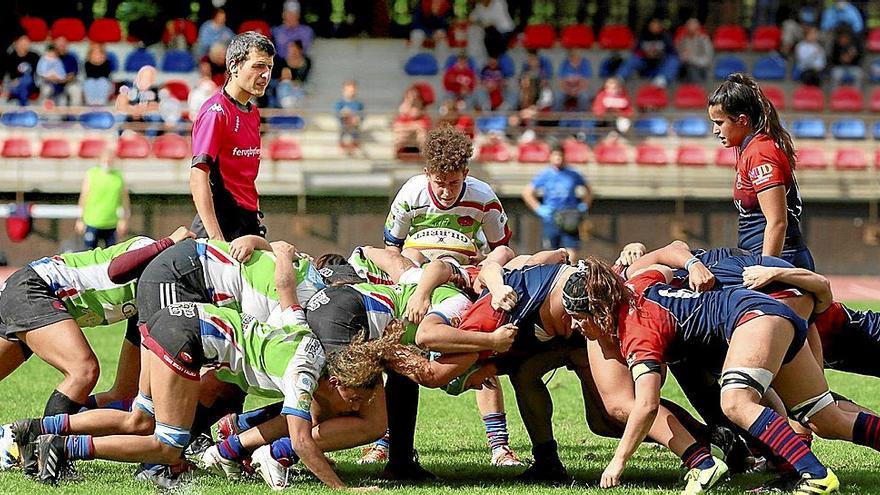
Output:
top-left (483, 413), bottom-right (509, 451)
top-left (681, 442), bottom-right (715, 470)
top-left (269, 437), bottom-right (299, 467)
top-left (375, 429), bottom-right (391, 449)
top-left (796, 431), bottom-right (814, 448)
top-left (236, 402), bottom-right (284, 432)
top-left (853, 412), bottom-right (880, 451)
top-left (748, 407), bottom-right (826, 478)
top-left (41, 414), bottom-right (69, 435)
top-left (218, 434), bottom-right (244, 461)
top-left (65, 435), bottom-right (95, 460)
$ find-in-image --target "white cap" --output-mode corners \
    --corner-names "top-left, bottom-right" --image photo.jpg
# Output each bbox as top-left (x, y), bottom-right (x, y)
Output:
top-left (283, 0), bottom-right (300, 13)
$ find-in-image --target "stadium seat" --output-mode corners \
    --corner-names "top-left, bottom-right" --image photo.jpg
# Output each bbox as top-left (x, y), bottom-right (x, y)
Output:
top-left (868, 28), bottom-right (880, 52)
top-left (79, 138), bottom-right (107, 158)
top-left (834, 148), bottom-right (868, 170)
top-left (598, 25), bottom-right (634, 50)
top-left (162, 50), bottom-right (197, 73)
top-left (478, 141), bottom-right (511, 162)
top-left (673, 84), bottom-right (708, 110)
top-left (164, 80), bottom-right (190, 101)
top-left (40, 139), bottom-right (72, 159)
top-left (88, 18), bottom-right (122, 42)
top-left (791, 119), bottom-right (826, 139)
top-left (762, 84), bottom-right (785, 110)
top-left (715, 147), bottom-right (737, 167)
top-left (519, 55), bottom-right (553, 79)
top-left (598, 56), bottom-right (619, 78)
top-left (268, 137), bottom-right (303, 160)
top-left (830, 86), bottom-right (864, 112)
top-left (831, 119), bottom-right (867, 140)
top-left (796, 147), bottom-right (827, 170)
top-left (673, 117), bottom-right (709, 137)
top-left (443, 54), bottom-right (477, 71)
top-left (635, 84), bottom-right (668, 111)
top-left (51, 18), bottom-right (86, 41)
top-left (163, 19), bottom-right (198, 45)
top-left (558, 119), bottom-right (596, 130)
top-left (713, 25), bottom-right (748, 51)
top-left (635, 143), bottom-right (668, 165)
top-left (751, 26), bottom-right (781, 51)
top-left (499, 53), bottom-right (516, 78)
top-left (562, 139), bottom-right (590, 164)
top-left (523, 24), bottom-right (556, 49)
top-left (411, 81), bottom-right (436, 106)
top-left (594, 142), bottom-right (629, 165)
top-left (267, 115), bottom-right (306, 130)
top-left (518, 140), bottom-right (551, 163)
top-left (676, 145), bottom-right (708, 167)
top-left (870, 88), bottom-right (880, 112)
top-left (124, 48), bottom-right (158, 72)
top-left (405, 53), bottom-right (439, 76)
top-left (633, 117), bottom-right (669, 137)
top-left (2, 138), bottom-right (32, 158)
top-left (20, 16), bottom-right (49, 41)
top-left (873, 121), bottom-right (880, 139)
top-left (238, 19), bottom-right (271, 36)
top-left (80, 111), bottom-right (116, 130)
top-left (714, 55), bottom-right (747, 79)
top-left (152, 134), bottom-right (188, 159)
top-left (560, 24), bottom-right (594, 49)
top-left (106, 51), bottom-right (120, 72)
top-left (792, 85), bottom-right (825, 112)
top-left (752, 54), bottom-right (787, 81)
top-left (1, 111), bottom-right (39, 128)
top-left (475, 115), bottom-right (508, 134)
top-left (871, 59), bottom-right (880, 83)
top-left (116, 135), bottom-right (150, 158)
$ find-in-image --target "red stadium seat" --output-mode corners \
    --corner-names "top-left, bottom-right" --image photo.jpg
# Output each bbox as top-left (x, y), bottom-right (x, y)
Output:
top-left (2, 138), bottom-right (33, 158)
top-left (116, 135), bottom-right (150, 159)
top-left (79, 138), bottom-right (107, 158)
top-left (50, 18), bottom-right (86, 42)
top-left (523, 24), bottom-right (556, 49)
top-left (676, 145), bottom-right (708, 167)
top-left (868, 28), bottom-right (880, 52)
top-left (562, 139), bottom-right (590, 164)
top-left (635, 143), bottom-right (668, 166)
top-left (792, 85), bottom-right (825, 112)
top-left (269, 137), bottom-right (302, 160)
top-left (834, 148), bottom-right (868, 170)
top-left (163, 19), bottom-right (198, 45)
top-left (560, 24), bottom-right (594, 49)
top-left (152, 134), bottom-right (188, 159)
top-left (238, 19), bottom-right (271, 36)
top-left (594, 142), bottom-right (629, 165)
top-left (871, 88), bottom-right (880, 113)
top-left (673, 84), bottom-right (708, 110)
top-left (829, 86), bottom-right (864, 112)
top-left (478, 141), bottom-right (511, 162)
top-left (20, 16), bottom-right (49, 42)
top-left (713, 25), bottom-right (748, 51)
top-left (635, 84), bottom-right (668, 111)
top-left (40, 138), bottom-right (72, 158)
top-left (751, 26), bottom-right (781, 51)
top-left (715, 147), bottom-right (737, 167)
top-left (598, 25), bottom-right (634, 50)
top-left (518, 140), bottom-right (550, 163)
top-left (88, 18), bottom-right (122, 42)
top-left (796, 147), bottom-right (827, 170)
top-left (762, 84), bottom-right (785, 111)
top-left (164, 80), bottom-right (191, 102)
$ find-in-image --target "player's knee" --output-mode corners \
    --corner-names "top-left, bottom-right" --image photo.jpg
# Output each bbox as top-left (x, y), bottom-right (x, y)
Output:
top-left (153, 422), bottom-right (189, 462)
top-left (720, 390), bottom-right (758, 426)
top-left (68, 356), bottom-right (101, 390)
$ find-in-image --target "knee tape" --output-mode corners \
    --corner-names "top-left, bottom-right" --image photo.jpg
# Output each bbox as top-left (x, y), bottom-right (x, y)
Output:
top-left (789, 390), bottom-right (834, 425)
top-left (720, 367), bottom-right (774, 397)
top-left (154, 421), bottom-right (191, 449)
top-left (134, 392), bottom-right (154, 417)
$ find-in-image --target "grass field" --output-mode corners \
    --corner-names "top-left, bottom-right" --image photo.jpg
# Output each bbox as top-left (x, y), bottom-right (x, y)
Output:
top-left (1, 303), bottom-right (880, 494)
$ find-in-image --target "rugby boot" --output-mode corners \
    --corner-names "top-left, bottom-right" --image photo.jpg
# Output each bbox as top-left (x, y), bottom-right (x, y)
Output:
top-left (35, 434), bottom-right (66, 484)
top-left (682, 456), bottom-right (729, 494)
top-left (11, 418), bottom-right (41, 477)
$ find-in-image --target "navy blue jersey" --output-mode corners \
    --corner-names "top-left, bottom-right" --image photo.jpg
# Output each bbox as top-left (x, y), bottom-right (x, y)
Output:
top-left (502, 264), bottom-right (565, 329)
top-left (815, 302), bottom-right (880, 377)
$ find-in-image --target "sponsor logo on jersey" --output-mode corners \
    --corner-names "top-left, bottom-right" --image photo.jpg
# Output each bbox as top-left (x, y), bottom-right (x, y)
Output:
top-left (749, 163), bottom-right (774, 186)
top-left (457, 216), bottom-right (474, 227)
top-left (169, 302), bottom-right (197, 318)
top-left (735, 173), bottom-right (746, 190)
top-left (208, 103), bottom-right (223, 113)
top-left (232, 146), bottom-right (261, 158)
top-left (234, 115), bottom-right (240, 133)
top-left (178, 351), bottom-right (193, 364)
top-left (296, 392), bottom-right (312, 412)
top-left (52, 300), bottom-right (67, 312)
top-left (122, 302), bottom-right (138, 318)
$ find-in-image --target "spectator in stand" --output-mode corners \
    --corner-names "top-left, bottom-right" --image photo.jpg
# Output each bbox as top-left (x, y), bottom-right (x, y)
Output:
top-left (3, 34), bottom-right (40, 105)
top-left (273, 39), bottom-right (311, 108)
top-left (820, 0), bottom-right (864, 35)
top-left (829, 26), bottom-right (864, 88)
top-left (335, 80), bottom-right (364, 150)
top-left (521, 49), bottom-right (554, 112)
top-left (522, 49), bottom-right (553, 82)
top-left (794, 26), bottom-right (826, 86)
top-left (474, 55), bottom-right (509, 111)
top-left (410, 0), bottom-right (452, 53)
top-left (272, 0), bottom-right (315, 58)
top-left (195, 8), bottom-right (236, 58)
top-left (468, 0), bottom-right (515, 59)
top-left (202, 42), bottom-right (228, 88)
top-left (592, 77), bottom-right (633, 134)
top-left (438, 99), bottom-right (474, 138)
top-left (188, 75), bottom-right (218, 119)
top-left (36, 44), bottom-right (69, 106)
top-left (616, 17), bottom-right (680, 87)
top-left (556, 49), bottom-right (590, 112)
top-left (53, 37), bottom-right (82, 105)
top-left (676, 18), bottom-right (713, 83)
top-left (508, 74), bottom-right (552, 137)
top-left (443, 52), bottom-right (477, 108)
top-left (83, 43), bottom-right (114, 106)
top-left (116, 65), bottom-right (160, 116)
top-left (75, 149), bottom-right (131, 249)
top-left (780, 6), bottom-right (814, 58)
top-left (393, 86), bottom-right (431, 152)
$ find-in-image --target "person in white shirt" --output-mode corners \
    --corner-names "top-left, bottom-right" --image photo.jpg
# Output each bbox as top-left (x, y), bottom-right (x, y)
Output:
top-left (468, 0), bottom-right (515, 59)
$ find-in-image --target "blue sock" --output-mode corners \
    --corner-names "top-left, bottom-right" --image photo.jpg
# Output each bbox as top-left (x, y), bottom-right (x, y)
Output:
top-left (65, 435), bottom-right (94, 460)
top-left (375, 429), bottom-right (390, 449)
top-left (748, 407), bottom-right (827, 478)
top-left (270, 437), bottom-right (299, 466)
top-left (104, 398), bottom-right (134, 412)
top-left (217, 434), bottom-right (244, 461)
top-left (41, 414), bottom-right (70, 435)
top-left (681, 442), bottom-right (715, 470)
top-left (236, 402), bottom-right (284, 432)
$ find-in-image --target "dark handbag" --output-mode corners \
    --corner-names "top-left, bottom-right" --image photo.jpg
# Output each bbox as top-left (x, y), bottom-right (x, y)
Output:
top-left (553, 208), bottom-right (584, 235)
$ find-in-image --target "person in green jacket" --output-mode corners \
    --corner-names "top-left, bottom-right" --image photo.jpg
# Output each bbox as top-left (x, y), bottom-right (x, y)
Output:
top-left (76, 150), bottom-right (131, 249)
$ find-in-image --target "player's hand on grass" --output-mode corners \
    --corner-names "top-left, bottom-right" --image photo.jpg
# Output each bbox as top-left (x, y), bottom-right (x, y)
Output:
top-left (491, 285), bottom-right (517, 311)
top-left (615, 242), bottom-right (646, 266)
top-left (169, 226), bottom-right (196, 244)
top-left (405, 291), bottom-right (432, 324)
top-left (491, 323), bottom-right (517, 353)
top-left (270, 241), bottom-right (298, 261)
top-left (742, 265), bottom-right (779, 290)
top-left (600, 457), bottom-right (626, 488)
top-left (687, 261), bottom-right (716, 292)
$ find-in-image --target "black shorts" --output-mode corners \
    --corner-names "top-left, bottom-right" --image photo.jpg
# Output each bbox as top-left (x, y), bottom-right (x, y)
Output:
top-left (136, 239), bottom-right (211, 325)
top-left (306, 285), bottom-right (369, 354)
top-left (0, 266), bottom-right (72, 345)
top-left (140, 303), bottom-right (206, 381)
top-left (191, 204), bottom-right (264, 242)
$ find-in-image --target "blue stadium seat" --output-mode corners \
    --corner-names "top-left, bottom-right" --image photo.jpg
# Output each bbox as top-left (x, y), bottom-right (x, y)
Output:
top-left (405, 53), bottom-right (439, 76)
top-left (752, 55), bottom-right (787, 81)
top-left (633, 117), bottom-right (669, 136)
top-left (520, 54), bottom-right (554, 78)
top-left (475, 115), bottom-right (508, 133)
top-left (873, 121), bottom-right (880, 139)
top-left (123, 48), bottom-right (157, 72)
top-left (558, 119), bottom-right (597, 130)
top-left (267, 115), bottom-right (305, 130)
top-left (106, 51), bottom-right (120, 72)
top-left (714, 55), bottom-right (747, 79)
top-left (673, 117), bottom-right (709, 137)
top-left (0, 110), bottom-right (39, 128)
top-left (831, 119), bottom-right (867, 140)
top-left (80, 111), bottom-right (116, 130)
top-left (443, 54), bottom-right (477, 71)
top-left (870, 59), bottom-right (880, 83)
top-left (499, 53), bottom-right (516, 78)
top-left (161, 49), bottom-right (196, 73)
top-left (791, 119), bottom-right (825, 139)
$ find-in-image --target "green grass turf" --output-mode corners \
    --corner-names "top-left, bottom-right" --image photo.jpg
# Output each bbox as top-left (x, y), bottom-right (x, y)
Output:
top-left (2, 304), bottom-right (880, 494)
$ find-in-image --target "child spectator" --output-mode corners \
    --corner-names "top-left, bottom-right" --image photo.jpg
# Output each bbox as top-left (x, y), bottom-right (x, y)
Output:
top-left (83, 43), bottom-right (114, 106)
top-left (592, 77), bottom-right (633, 134)
top-left (829, 26), bottom-right (864, 88)
top-left (443, 53), bottom-right (477, 108)
top-left (393, 86), bottom-right (431, 152)
top-left (676, 18), bottom-right (713, 83)
top-left (522, 49), bottom-right (553, 82)
top-left (556, 49), bottom-right (590, 112)
top-left (273, 40), bottom-right (311, 108)
top-left (37, 44), bottom-right (69, 105)
top-left (272, 0), bottom-right (315, 58)
top-left (616, 17), bottom-right (680, 87)
top-left (474, 56), bottom-right (508, 111)
top-left (335, 80), bottom-right (365, 150)
top-left (195, 8), bottom-right (235, 58)
top-left (410, 0), bottom-right (452, 53)
top-left (4, 34), bottom-right (40, 105)
top-left (794, 26), bottom-right (826, 86)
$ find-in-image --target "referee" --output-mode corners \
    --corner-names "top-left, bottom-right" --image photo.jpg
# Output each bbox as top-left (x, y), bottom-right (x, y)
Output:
top-left (189, 31), bottom-right (275, 241)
